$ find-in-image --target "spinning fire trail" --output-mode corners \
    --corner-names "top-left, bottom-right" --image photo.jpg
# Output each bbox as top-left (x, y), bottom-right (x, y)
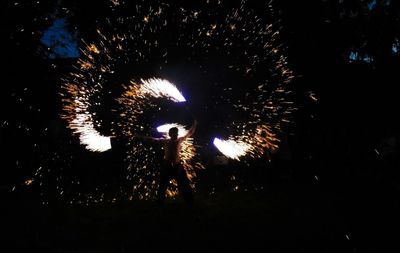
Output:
top-left (56, 0), bottom-right (296, 202)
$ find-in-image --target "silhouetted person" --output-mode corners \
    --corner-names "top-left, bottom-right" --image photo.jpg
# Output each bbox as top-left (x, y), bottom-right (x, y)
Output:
top-left (138, 120), bottom-right (197, 206)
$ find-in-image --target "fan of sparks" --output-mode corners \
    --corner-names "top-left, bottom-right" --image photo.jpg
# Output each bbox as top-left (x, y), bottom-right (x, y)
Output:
top-left (60, 0), bottom-right (296, 200)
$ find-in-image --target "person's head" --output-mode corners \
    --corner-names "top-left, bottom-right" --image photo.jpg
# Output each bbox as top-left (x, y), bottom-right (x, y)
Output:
top-left (168, 127), bottom-right (179, 139)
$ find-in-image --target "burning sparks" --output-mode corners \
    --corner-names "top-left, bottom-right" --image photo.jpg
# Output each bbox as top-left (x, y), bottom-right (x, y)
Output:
top-left (61, 87), bottom-right (111, 152)
top-left (110, 0), bottom-right (121, 6)
top-left (213, 124), bottom-right (279, 161)
top-left (156, 123), bottom-right (200, 195)
top-left (156, 123), bottom-right (187, 134)
top-left (117, 80), bottom-right (201, 199)
top-left (24, 179), bottom-right (34, 186)
top-left (71, 99), bottom-right (111, 152)
top-left (72, 122), bottom-right (111, 152)
top-left (56, 0), bottom-right (295, 203)
top-left (213, 138), bottom-right (252, 160)
top-left (156, 123), bottom-right (199, 169)
top-left (140, 78), bottom-right (186, 102)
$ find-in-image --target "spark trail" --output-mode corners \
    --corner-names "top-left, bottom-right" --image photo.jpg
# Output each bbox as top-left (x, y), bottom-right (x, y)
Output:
top-left (57, 0), bottom-right (296, 201)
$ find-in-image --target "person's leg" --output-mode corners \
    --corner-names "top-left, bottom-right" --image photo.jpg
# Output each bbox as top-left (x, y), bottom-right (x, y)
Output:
top-left (157, 167), bottom-right (171, 206)
top-left (177, 168), bottom-right (194, 205)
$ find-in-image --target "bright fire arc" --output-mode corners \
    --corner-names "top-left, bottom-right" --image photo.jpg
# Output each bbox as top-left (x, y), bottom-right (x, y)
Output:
top-left (213, 137), bottom-right (252, 160)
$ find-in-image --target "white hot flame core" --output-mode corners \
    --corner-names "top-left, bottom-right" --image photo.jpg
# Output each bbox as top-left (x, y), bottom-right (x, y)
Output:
top-left (156, 123), bottom-right (188, 137)
top-left (71, 99), bottom-right (112, 152)
top-left (213, 137), bottom-right (252, 160)
top-left (141, 78), bottom-right (186, 102)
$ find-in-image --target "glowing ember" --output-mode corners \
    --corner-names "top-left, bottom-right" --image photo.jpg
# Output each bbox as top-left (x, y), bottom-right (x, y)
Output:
top-left (24, 179), bottom-right (34, 186)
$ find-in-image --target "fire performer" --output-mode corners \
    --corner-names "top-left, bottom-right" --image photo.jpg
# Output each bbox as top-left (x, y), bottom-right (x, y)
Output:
top-left (137, 120), bottom-right (197, 206)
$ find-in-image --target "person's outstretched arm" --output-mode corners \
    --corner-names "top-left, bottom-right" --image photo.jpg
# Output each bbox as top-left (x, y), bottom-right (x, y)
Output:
top-left (134, 135), bottom-right (163, 142)
top-left (181, 120), bottom-right (197, 140)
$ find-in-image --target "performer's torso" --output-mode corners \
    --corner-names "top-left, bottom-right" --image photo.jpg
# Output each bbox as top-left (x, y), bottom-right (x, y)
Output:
top-left (162, 138), bottom-right (183, 163)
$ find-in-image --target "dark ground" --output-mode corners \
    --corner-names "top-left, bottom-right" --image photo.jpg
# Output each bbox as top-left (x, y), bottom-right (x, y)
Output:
top-left (2, 183), bottom-right (343, 252)
top-left (2, 160), bottom-right (400, 253)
